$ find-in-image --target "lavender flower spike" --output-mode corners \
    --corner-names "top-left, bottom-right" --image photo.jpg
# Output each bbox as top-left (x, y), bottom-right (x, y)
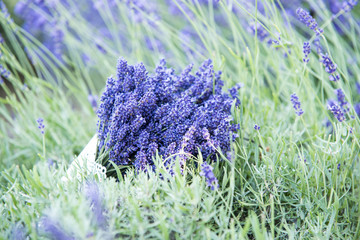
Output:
top-left (303, 42), bottom-right (311, 63)
top-left (335, 88), bottom-right (349, 112)
top-left (321, 53), bottom-right (340, 81)
top-left (342, 0), bottom-right (358, 12)
top-left (296, 8), bottom-right (323, 36)
top-left (39, 217), bottom-right (74, 240)
top-left (84, 181), bottom-right (107, 228)
top-left (37, 118), bottom-right (45, 134)
top-left (290, 93), bottom-right (304, 116)
top-left (328, 103), bottom-right (345, 122)
top-left (200, 162), bottom-right (219, 191)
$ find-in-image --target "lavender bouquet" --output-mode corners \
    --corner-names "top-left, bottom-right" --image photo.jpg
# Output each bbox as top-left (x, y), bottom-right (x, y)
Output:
top-left (66, 57), bottom-right (241, 180)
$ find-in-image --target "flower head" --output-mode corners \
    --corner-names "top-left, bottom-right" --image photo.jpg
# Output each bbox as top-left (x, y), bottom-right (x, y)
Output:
top-left (37, 118), bottom-right (45, 134)
top-left (0, 64), bottom-right (10, 84)
top-left (321, 54), bottom-right (340, 81)
top-left (296, 8), bottom-right (323, 36)
top-left (290, 93), bottom-right (304, 116)
top-left (303, 41), bottom-right (311, 63)
top-left (328, 103), bottom-right (345, 122)
top-left (254, 124), bottom-right (260, 131)
top-left (200, 162), bottom-right (219, 190)
top-left (247, 22), bottom-right (269, 41)
top-left (335, 88), bottom-right (348, 112)
top-left (342, 0), bottom-right (358, 12)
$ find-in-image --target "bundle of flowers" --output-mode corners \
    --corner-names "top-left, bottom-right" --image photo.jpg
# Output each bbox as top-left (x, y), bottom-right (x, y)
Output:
top-left (96, 58), bottom-right (241, 174)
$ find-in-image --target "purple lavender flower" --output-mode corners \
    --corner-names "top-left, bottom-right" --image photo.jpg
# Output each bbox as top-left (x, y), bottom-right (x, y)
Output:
top-left (37, 118), bottom-right (45, 134)
top-left (134, 151), bottom-right (148, 171)
top-left (127, 0), bottom-right (159, 23)
top-left (328, 103), bottom-right (345, 122)
top-left (14, 0), bottom-right (62, 59)
top-left (356, 82), bottom-right (360, 95)
top-left (200, 162), bottom-right (219, 190)
top-left (335, 88), bottom-right (348, 112)
top-left (254, 124), bottom-right (260, 131)
top-left (10, 222), bottom-right (27, 240)
top-left (14, 0), bottom-right (129, 61)
top-left (39, 217), bottom-right (74, 240)
top-left (247, 22), bottom-right (269, 42)
top-left (321, 54), bottom-right (337, 74)
top-left (47, 158), bottom-right (55, 168)
top-left (228, 83), bottom-right (243, 106)
top-left (166, 0), bottom-right (219, 19)
top-left (354, 103), bottom-right (360, 117)
top-left (179, 27), bottom-right (206, 56)
top-left (296, 7), bottom-right (323, 36)
top-left (323, 117), bottom-right (334, 133)
top-left (0, 1), bottom-right (13, 23)
top-left (290, 93), bottom-right (304, 116)
top-left (201, 128), bottom-right (211, 141)
top-left (84, 182), bottom-right (107, 228)
top-left (342, 0), bottom-right (358, 12)
top-left (320, 53), bottom-right (340, 81)
top-left (303, 41), bottom-right (311, 63)
top-left (88, 94), bottom-right (98, 111)
top-left (97, 58), bottom-right (239, 172)
top-left (337, 163), bottom-right (341, 170)
top-left (0, 64), bottom-right (10, 83)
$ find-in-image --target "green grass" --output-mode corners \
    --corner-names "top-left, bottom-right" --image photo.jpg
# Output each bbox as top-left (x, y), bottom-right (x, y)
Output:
top-left (1, 0), bottom-right (360, 239)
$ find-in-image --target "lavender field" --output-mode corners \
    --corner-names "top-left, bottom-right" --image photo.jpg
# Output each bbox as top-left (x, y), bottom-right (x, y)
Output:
top-left (0, 0), bottom-right (360, 239)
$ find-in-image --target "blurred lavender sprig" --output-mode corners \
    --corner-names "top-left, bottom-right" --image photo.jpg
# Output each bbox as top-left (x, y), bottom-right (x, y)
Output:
top-left (335, 88), bottom-right (349, 112)
top-left (296, 7), bottom-right (323, 36)
top-left (39, 217), bottom-right (74, 240)
top-left (290, 93), bottom-right (304, 116)
top-left (342, 0), bottom-right (358, 12)
top-left (200, 162), bottom-right (219, 191)
top-left (37, 118), bottom-right (45, 134)
top-left (83, 181), bottom-right (107, 229)
top-left (10, 222), bottom-right (27, 240)
top-left (302, 41), bottom-right (310, 63)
